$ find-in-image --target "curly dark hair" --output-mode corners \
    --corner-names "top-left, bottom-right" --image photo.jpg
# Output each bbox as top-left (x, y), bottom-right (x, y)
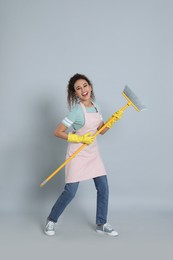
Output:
top-left (67, 73), bottom-right (95, 109)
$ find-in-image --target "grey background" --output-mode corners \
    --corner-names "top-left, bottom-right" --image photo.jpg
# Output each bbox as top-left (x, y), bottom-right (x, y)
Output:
top-left (0, 0), bottom-right (173, 259)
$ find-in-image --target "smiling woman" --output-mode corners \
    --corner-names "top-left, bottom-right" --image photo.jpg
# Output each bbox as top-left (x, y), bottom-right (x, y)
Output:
top-left (44, 73), bottom-right (123, 237)
top-left (74, 79), bottom-right (92, 104)
top-left (67, 73), bottom-right (95, 109)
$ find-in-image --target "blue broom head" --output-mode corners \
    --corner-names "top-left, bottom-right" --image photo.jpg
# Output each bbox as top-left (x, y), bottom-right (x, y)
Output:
top-left (123, 85), bottom-right (147, 112)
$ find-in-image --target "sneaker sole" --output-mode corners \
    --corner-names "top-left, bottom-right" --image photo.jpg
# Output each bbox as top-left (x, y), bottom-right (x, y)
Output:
top-left (96, 230), bottom-right (119, 237)
top-left (44, 230), bottom-right (55, 236)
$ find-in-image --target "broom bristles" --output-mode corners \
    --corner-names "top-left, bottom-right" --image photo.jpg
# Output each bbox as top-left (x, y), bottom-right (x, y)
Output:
top-left (123, 85), bottom-right (147, 112)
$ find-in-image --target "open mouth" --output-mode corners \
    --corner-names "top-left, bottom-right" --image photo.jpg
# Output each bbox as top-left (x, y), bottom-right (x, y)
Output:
top-left (82, 92), bottom-right (88, 97)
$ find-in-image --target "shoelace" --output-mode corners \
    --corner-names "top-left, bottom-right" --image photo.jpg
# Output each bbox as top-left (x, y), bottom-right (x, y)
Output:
top-left (47, 221), bottom-right (54, 230)
top-left (104, 223), bottom-right (113, 231)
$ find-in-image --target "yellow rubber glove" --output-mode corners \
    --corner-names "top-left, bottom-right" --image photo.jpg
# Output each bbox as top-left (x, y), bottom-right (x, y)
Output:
top-left (68, 132), bottom-right (95, 145)
top-left (106, 110), bottom-right (124, 128)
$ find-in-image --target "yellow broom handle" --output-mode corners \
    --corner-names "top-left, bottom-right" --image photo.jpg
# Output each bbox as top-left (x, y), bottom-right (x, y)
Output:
top-left (40, 143), bottom-right (87, 187)
top-left (120, 102), bottom-right (131, 112)
top-left (40, 102), bottom-right (131, 187)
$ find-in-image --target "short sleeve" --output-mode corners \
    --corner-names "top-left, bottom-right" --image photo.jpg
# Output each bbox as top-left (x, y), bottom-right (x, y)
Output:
top-left (62, 106), bottom-right (77, 128)
top-left (61, 104), bottom-right (83, 129)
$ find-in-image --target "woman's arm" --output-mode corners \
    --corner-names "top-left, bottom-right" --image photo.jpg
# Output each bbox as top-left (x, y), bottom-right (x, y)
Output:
top-left (54, 123), bottom-right (68, 140)
top-left (97, 121), bottom-right (110, 135)
top-left (97, 110), bottom-right (124, 135)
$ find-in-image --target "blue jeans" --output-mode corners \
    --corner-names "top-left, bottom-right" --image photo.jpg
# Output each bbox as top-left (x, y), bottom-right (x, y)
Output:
top-left (48, 175), bottom-right (109, 225)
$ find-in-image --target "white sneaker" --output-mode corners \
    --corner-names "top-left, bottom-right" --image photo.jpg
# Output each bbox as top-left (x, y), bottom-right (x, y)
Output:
top-left (44, 221), bottom-right (55, 236)
top-left (96, 223), bottom-right (118, 237)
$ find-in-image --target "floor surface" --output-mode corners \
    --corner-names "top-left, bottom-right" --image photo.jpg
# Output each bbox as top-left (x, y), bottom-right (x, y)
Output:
top-left (1, 208), bottom-right (173, 260)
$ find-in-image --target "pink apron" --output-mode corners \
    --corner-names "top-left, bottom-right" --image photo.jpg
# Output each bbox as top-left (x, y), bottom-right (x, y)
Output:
top-left (65, 102), bottom-right (107, 183)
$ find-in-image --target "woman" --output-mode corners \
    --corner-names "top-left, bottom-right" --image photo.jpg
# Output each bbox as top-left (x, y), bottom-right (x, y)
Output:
top-left (44, 73), bottom-right (123, 236)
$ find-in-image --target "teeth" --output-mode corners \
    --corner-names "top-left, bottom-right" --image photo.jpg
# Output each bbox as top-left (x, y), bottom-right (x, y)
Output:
top-left (82, 92), bottom-right (88, 96)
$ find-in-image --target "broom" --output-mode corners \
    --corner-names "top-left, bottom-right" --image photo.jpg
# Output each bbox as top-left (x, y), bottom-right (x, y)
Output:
top-left (40, 85), bottom-right (146, 187)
